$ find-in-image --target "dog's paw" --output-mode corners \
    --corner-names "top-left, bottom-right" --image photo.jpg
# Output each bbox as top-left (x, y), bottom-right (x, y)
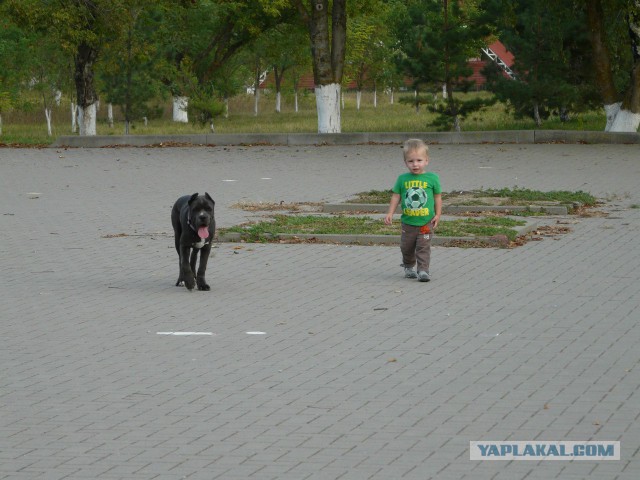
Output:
top-left (184, 277), bottom-right (196, 290)
top-left (197, 283), bottom-right (210, 291)
top-left (175, 279), bottom-right (184, 287)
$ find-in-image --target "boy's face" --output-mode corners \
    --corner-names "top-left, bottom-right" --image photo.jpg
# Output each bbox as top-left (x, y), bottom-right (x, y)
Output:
top-left (404, 147), bottom-right (429, 174)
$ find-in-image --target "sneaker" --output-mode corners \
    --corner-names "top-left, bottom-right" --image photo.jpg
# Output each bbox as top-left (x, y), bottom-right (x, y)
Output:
top-left (418, 271), bottom-right (431, 282)
top-left (404, 267), bottom-right (418, 279)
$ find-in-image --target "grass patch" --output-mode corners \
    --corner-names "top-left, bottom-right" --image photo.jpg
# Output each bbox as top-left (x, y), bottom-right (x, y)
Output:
top-left (347, 187), bottom-right (597, 207)
top-left (467, 187), bottom-right (597, 206)
top-left (436, 216), bottom-right (525, 241)
top-left (220, 214), bottom-right (526, 242)
top-left (346, 189), bottom-right (393, 204)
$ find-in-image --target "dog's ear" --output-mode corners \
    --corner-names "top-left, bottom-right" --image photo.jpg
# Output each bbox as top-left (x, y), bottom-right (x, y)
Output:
top-left (188, 192), bottom-right (199, 204)
top-left (204, 192), bottom-right (215, 205)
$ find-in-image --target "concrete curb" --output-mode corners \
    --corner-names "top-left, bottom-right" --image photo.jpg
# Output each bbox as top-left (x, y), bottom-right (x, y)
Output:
top-left (323, 203), bottom-right (570, 215)
top-left (50, 130), bottom-right (640, 148)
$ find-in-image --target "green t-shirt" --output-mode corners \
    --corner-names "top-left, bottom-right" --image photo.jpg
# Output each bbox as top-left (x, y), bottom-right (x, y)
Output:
top-left (392, 172), bottom-right (442, 226)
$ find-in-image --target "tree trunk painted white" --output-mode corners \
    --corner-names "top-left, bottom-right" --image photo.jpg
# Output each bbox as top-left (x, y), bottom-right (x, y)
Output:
top-left (315, 83), bottom-right (341, 133)
top-left (533, 103), bottom-right (542, 127)
top-left (55, 90), bottom-right (62, 106)
top-left (609, 108), bottom-right (640, 132)
top-left (373, 87), bottom-right (377, 108)
top-left (224, 97), bottom-right (229, 118)
top-left (78, 103), bottom-right (97, 136)
top-left (254, 88), bottom-right (260, 116)
top-left (604, 102), bottom-right (622, 131)
top-left (390, 89), bottom-right (394, 104)
top-left (107, 103), bottom-right (114, 128)
top-left (356, 90), bottom-right (362, 110)
top-left (294, 91), bottom-right (299, 113)
top-left (210, 120), bottom-right (215, 133)
top-left (172, 96), bottom-right (188, 122)
top-left (45, 108), bottom-right (52, 136)
top-left (276, 91), bottom-right (282, 113)
top-left (442, 84), bottom-right (447, 99)
top-left (71, 102), bottom-right (77, 133)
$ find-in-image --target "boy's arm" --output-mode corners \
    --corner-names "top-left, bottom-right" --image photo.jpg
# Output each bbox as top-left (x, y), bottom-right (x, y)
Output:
top-left (384, 193), bottom-right (400, 225)
top-left (432, 193), bottom-right (442, 228)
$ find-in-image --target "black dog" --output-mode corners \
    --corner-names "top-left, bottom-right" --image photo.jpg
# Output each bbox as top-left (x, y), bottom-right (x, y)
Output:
top-left (171, 192), bottom-right (216, 291)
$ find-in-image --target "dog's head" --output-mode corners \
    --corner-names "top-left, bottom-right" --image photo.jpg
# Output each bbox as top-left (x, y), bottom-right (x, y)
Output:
top-left (188, 192), bottom-right (215, 239)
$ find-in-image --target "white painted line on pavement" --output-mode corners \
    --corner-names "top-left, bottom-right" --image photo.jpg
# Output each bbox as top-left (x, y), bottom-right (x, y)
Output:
top-left (157, 332), bottom-right (214, 336)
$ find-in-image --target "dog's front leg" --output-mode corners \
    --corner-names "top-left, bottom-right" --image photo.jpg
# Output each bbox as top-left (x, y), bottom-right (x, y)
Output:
top-left (195, 244), bottom-right (212, 291)
top-left (179, 246), bottom-right (196, 290)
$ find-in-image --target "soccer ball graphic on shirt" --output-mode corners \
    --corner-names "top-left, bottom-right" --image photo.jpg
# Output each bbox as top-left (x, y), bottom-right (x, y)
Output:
top-left (404, 187), bottom-right (428, 210)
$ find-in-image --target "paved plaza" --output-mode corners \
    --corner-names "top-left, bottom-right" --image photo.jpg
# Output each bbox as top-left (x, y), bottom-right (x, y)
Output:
top-left (1, 142), bottom-right (639, 479)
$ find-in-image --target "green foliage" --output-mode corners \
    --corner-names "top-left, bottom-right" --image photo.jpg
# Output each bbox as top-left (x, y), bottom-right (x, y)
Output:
top-left (98, 1), bottom-right (168, 127)
top-left (393, 0), bottom-right (496, 130)
top-left (484, 0), bottom-right (600, 123)
top-left (344, 3), bottom-right (394, 91)
top-left (187, 86), bottom-right (225, 127)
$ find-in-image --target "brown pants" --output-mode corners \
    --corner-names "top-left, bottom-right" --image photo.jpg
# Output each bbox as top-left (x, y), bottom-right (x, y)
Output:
top-left (400, 223), bottom-right (432, 272)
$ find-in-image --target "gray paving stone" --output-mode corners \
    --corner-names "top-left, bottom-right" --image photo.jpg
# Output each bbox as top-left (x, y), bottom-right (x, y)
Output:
top-left (1, 143), bottom-right (639, 479)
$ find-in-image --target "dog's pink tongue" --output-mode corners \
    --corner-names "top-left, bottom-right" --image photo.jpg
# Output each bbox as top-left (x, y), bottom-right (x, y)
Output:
top-left (198, 227), bottom-right (209, 239)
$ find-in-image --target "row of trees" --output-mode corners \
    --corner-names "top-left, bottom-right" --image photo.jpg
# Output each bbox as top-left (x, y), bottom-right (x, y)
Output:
top-left (0, 0), bottom-right (638, 135)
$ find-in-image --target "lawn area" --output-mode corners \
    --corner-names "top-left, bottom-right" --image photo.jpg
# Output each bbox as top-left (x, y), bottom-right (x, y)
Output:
top-left (1, 90), bottom-right (607, 146)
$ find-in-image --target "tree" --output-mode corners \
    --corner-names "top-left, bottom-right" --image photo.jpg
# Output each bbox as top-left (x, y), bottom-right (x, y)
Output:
top-left (485, 0), bottom-right (598, 126)
top-left (7, 0), bottom-right (126, 136)
top-left (394, 0), bottom-right (495, 131)
top-left (27, 36), bottom-right (71, 136)
top-left (585, 0), bottom-right (640, 132)
top-left (342, 1), bottom-right (398, 110)
top-left (345, 14), bottom-right (377, 110)
top-left (162, 0), bottom-right (287, 123)
top-left (67, 1), bottom-right (115, 136)
top-left (293, 0), bottom-right (347, 133)
top-left (99, 1), bottom-right (167, 134)
top-left (260, 22), bottom-right (309, 113)
top-left (0, 10), bottom-right (29, 135)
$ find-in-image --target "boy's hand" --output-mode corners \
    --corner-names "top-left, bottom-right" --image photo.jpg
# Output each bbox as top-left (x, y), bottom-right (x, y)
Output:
top-left (385, 193), bottom-right (400, 225)
top-left (432, 215), bottom-right (440, 229)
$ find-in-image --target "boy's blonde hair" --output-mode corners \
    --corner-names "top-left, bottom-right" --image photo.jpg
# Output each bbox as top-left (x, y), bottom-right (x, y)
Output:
top-left (402, 138), bottom-right (429, 158)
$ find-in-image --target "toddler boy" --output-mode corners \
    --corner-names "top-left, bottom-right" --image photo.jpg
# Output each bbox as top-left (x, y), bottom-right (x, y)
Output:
top-left (384, 139), bottom-right (442, 281)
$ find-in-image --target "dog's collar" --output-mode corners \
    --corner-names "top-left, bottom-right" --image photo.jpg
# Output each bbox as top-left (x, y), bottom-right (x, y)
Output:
top-left (187, 212), bottom-right (198, 233)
